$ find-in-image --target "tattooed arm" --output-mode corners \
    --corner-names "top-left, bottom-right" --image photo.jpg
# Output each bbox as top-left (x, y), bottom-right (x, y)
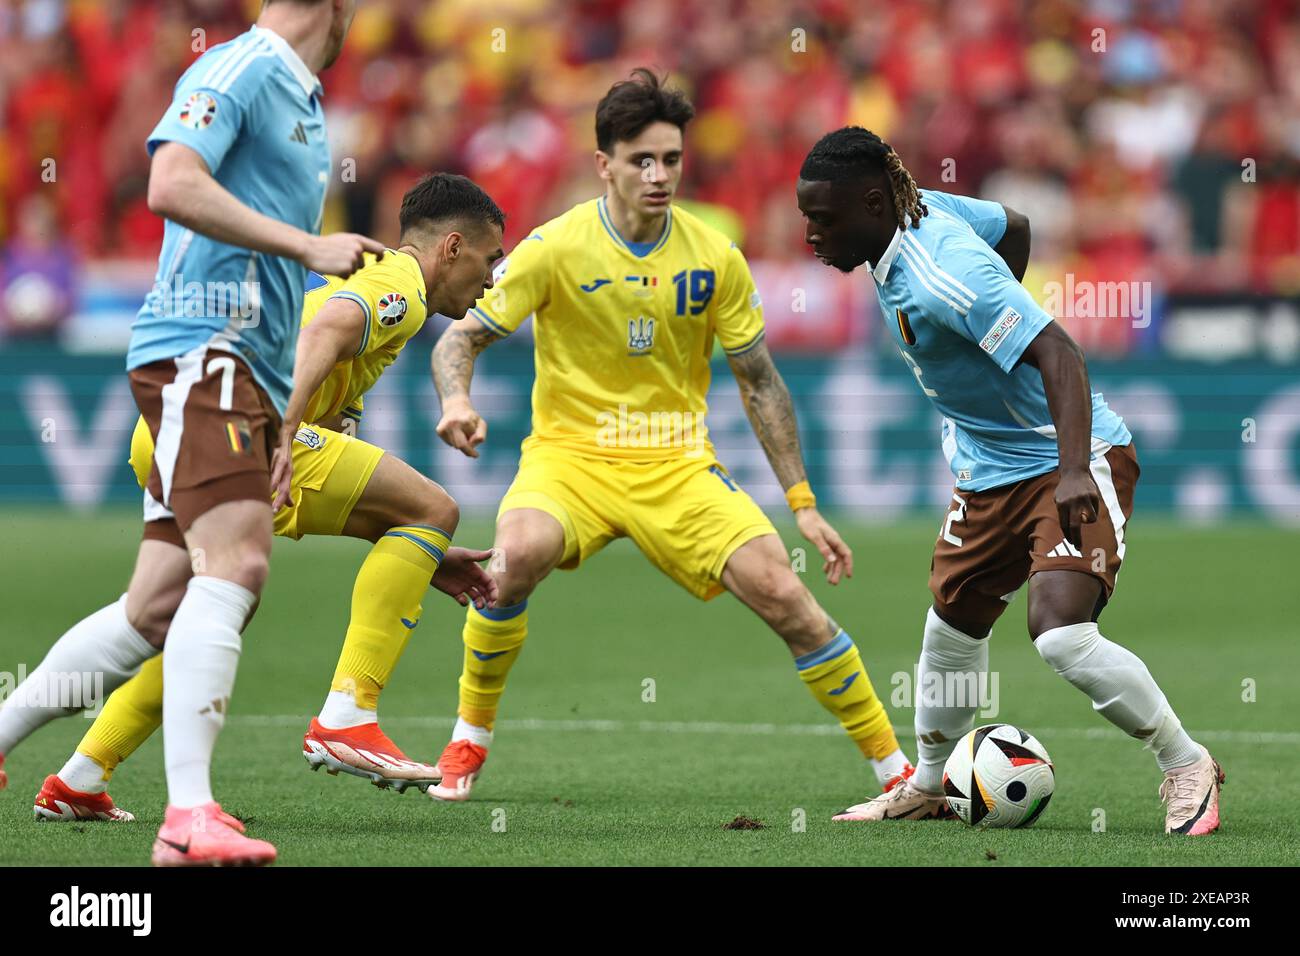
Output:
top-left (727, 342), bottom-right (853, 584)
top-left (728, 342), bottom-right (808, 489)
top-left (432, 318), bottom-right (501, 458)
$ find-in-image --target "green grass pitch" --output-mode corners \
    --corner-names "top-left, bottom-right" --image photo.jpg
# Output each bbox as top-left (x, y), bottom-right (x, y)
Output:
top-left (1, 507), bottom-right (1296, 866)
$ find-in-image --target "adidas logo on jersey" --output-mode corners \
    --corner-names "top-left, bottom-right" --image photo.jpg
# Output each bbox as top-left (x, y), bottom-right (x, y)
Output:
top-left (288, 121), bottom-right (308, 144)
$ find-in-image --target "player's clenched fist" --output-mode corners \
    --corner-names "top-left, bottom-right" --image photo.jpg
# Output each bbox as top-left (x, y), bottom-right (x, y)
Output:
top-left (436, 396), bottom-right (488, 458)
top-left (300, 232), bottom-right (386, 278)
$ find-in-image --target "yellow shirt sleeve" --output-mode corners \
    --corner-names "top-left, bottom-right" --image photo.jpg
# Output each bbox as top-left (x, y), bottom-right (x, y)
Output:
top-left (468, 232), bottom-right (551, 337)
top-left (325, 253), bottom-right (426, 358)
top-left (713, 242), bottom-right (766, 356)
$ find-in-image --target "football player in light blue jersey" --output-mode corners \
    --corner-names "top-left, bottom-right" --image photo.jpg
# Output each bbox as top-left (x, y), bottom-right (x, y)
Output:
top-left (795, 127), bottom-right (1224, 837)
top-left (0, 0), bottom-right (384, 867)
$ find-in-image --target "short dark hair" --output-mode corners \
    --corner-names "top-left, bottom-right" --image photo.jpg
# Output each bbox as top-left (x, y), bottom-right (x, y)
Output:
top-left (398, 173), bottom-right (505, 239)
top-left (800, 126), bottom-right (928, 230)
top-left (594, 68), bottom-right (695, 153)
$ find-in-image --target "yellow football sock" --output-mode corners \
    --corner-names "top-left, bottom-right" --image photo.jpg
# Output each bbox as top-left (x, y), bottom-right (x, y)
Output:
top-left (796, 629), bottom-right (899, 760)
top-left (76, 653), bottom-right (164, 781)
top-left (330, 524), bottom-right (450, 710)
top-left (458, 601), bottom-right (528, 731)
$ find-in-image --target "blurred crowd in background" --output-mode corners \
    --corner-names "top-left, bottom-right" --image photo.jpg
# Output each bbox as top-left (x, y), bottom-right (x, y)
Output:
top-left (2, 0), bottom-right (1300, 347)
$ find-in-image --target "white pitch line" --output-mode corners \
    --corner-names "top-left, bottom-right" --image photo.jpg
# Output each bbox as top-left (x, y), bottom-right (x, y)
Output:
top-left (228, 714), bottom-right (1300, 746)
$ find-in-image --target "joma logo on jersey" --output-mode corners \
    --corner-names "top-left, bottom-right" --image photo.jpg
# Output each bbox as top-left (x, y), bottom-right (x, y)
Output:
top-left (627, 316), bottom-right (655, 355)
top-left (377, 292), bottom-right (407, 327)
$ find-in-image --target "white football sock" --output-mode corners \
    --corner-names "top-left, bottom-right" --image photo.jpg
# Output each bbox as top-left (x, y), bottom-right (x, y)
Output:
top-left (451, 716), bottom-right (492, 748)
top-left (913, 607), bottom-right (989, 794)
top-left (871, 748), bottom-right (910, 786)
top-left (59, 751), bottom-right (110, 794)
top-left (1035, 622), bottom-right (1199, 770)
top-left (0, 595), bottom-right (155, 755)
top-left (163, 577), bottom-right (253, 809)
top-left (318, 690), bottom-right (377, 729)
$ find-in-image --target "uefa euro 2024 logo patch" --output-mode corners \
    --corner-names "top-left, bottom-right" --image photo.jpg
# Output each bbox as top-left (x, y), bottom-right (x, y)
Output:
top-left (179, 92), bottom-right (218, 130)
top-left (377, 291), bottom-right (407, 327)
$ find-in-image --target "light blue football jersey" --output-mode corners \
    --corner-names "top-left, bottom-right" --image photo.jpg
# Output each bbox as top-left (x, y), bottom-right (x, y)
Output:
top-left (872, 189), bottom-right (1130, 491)
top-left (919, 189), bottom-right (1008, 248)
top-left (127, 25), bottom-right (331, 417)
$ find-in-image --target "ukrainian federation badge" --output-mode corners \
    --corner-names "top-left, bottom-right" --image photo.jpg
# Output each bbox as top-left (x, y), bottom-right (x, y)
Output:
top-left (377, 292), bottom-right (407, 327)
top-left (294, 426), bottom-right (326, 450)
top-left (179, 92), bottom-right (218, 130)
top-left (627, 315), bottom-right (655, 356)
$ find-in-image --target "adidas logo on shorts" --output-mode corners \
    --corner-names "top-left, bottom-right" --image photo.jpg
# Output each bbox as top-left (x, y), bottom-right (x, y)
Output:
top-left (1046, 539), bottom-right (1084, 558)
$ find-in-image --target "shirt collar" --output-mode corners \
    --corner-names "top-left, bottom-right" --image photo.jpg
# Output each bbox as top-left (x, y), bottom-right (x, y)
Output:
top-left (251, 24), bottom-right (323, 98)
top-left (871, 226), bottom-right (903, 284)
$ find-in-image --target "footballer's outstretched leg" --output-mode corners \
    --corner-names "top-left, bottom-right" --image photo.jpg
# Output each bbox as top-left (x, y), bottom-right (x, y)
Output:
top-left (302, 452), bottom-right (463, 793)
top-left (1029, 569), bottom-right (1222, 836)
top-left (720, 533), bottom-right (912, 793)
top-left (429, 506), bottom-right (565, 802)
top-left (831, 603), bottom-right (995, 821)
top-left (0, 537), bottom-right (185, 791)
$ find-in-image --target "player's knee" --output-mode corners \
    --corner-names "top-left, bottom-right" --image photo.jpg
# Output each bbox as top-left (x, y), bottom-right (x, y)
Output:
top-left (129, 593), bottom-right (183, 647)
top-left (1027, 603), bottom-right (1087, 642)
top-left (495, 576), bottom-right (536, 607)
top-left (491, 540), bottom-right (553, 605)
top-left (224, 545), bottom-right (270, 596)
top-left (750, 565), bottom-right (814, 631)
top-left (496, 550), bottom-right (548, 604)
top-left (400, 479), bottom-right (460, 536)
top-left (419, 490), bottom-right (459, 536)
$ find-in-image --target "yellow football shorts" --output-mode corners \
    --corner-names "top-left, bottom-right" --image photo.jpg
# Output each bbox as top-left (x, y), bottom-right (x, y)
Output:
top-left (499, 440), bottom-right (777, 600)
top-left (128, 416), bottom-right (384, 540)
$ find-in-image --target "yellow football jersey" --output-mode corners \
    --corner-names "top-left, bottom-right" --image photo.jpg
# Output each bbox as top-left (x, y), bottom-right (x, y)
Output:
top-left (301, 249), bottom-right (429, 425)
top-left (469, 197), bottom-right (765, 460)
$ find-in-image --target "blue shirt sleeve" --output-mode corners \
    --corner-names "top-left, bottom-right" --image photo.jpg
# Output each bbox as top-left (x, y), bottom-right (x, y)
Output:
top-left (920, 243), bottom-right (1052, 373)
top-left (146, 42), bottom-right (267, 173)
top-left (921, 189), bottom-right (1008, 248)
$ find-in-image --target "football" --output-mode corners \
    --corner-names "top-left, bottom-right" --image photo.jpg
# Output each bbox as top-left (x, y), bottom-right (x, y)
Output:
top-left (943, 724), bottom-right (1055, 829)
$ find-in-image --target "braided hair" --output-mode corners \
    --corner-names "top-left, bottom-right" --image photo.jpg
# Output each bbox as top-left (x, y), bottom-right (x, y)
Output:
top-left (800, 127), bottom-right (928, 230)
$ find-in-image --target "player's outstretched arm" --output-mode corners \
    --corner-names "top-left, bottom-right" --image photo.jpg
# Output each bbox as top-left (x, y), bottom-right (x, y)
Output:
top-left (1020, 321), bottom-right (1100, 546)
top-left (147, 142), bottom-right (384, 278)
top-left (269, 298), bottom-right (367, 509)
top-left (727, 342), bottom-right (853, 584)
top-left (994, 205), bottom-right (1031, 282)
top-left (431, 318), bottom-right (500, 458)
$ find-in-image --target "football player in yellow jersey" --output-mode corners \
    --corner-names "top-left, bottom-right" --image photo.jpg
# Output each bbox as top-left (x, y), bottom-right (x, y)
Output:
top-left (427, 70), bottom-right (913, 809)
top-left (29, 174), bottom-right (506, 823)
